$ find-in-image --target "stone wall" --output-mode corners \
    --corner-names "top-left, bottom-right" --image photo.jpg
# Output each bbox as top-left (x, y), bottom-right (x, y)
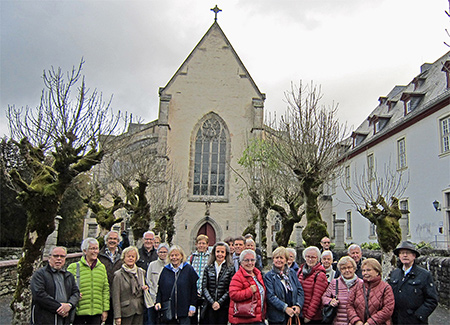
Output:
top-left (0, 253), bottom-right (82, 296)
top-left (296, 248), bottom-right (450, 308)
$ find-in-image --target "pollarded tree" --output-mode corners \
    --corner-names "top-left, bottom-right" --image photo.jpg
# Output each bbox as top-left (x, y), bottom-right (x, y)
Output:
top-left (236, 137), bottom-right (305, 249)
top-left (268, 82), bottom-right (348, 247)
top-left (344, 163), bottom-right (408, 278)
top-left (6, 60), bottom-right (123, 324)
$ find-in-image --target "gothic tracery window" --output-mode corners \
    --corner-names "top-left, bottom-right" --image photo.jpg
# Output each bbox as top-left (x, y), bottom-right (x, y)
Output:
top-left (192, 116), bottom-right (227, 198)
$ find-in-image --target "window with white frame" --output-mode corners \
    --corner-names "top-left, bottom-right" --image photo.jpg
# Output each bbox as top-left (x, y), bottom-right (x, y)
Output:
top-left (405, 100), bottom-right (412, 114)
top-left (345, 166), bottom-right (351, 189)
top-left (440, 115), bottom-right (450, 154)
top-left (367, 154), bottom-right (374, 180)
top-left (397, 138), bottom-right (407, 169)
top-left (347, 211), bottom-right (352, 238)
top-left (400, 199), bottom-right (410, 236)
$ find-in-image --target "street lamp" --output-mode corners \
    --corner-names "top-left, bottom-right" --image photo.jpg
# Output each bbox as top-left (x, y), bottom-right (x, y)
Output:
top-left (432, 200), bottom-right (441, 211)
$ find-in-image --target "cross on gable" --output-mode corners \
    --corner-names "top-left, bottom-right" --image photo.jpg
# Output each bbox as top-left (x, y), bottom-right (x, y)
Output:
top-left (211, 5), bottom-right (222, 21)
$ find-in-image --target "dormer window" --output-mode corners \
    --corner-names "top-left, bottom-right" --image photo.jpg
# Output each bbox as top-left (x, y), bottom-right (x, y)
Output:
top-left (442, 61), bottom-right (450, 89)
top-left (368, 115), bottom-right (391, 135)
top-left (400, 92), bottom-right (425, 115)
top-left (351, 131), bottom-right (369, 147)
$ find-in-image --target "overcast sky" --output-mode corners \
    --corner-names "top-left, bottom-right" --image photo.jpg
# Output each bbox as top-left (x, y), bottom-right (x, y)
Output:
top-left (1, 0), bottom-right (449, 138)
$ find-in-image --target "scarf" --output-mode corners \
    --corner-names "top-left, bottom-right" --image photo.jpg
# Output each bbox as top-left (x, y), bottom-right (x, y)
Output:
top-left (302, 264), bottom-right (313, 277)
top-left (122, 264), bottom-right (142, 296)
top-left (273, 265), bottom-right (293, 291)
top-left (342, 274), bottom-right (358, 289)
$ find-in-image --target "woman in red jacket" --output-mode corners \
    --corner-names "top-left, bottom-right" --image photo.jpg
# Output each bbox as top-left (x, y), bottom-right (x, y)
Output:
top-left (347, 258), bottom-right (394, 325)
top-left (297, 246), bottom-right (328, 324)
top-left (228, 249), bottom-right (266, 325)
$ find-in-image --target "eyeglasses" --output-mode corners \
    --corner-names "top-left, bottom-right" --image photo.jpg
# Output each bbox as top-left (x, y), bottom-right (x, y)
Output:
top-left (158, 251), bottom-right (168, 254)
top-left (88, 247), bottom-right (99, 251)
top-left (340, 266), bottom-right (354, 271)
top-left (243, 259), bottom-right (256, 263)
top-left (51, 255), bottom-right (66, 259)
top-left (305, 255), bottom-right (318, 259)
top-left (322, 241), bottom-right (330, 244)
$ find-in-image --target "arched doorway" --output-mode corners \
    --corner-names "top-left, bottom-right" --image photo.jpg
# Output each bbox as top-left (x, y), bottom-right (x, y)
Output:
top-left (197, 222), bottom-right (216, 246)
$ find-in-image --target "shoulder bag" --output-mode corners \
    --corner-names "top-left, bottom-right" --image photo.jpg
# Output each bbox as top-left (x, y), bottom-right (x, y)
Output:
top-left (322, 279), bottom-right (339, 324)
top-left (160, 270), bottom-right (180, 322)
top-left (233, 293), bottom-right (257, 318)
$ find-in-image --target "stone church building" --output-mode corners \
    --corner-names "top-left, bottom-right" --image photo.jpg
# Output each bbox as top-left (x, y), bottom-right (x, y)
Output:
top-left (85, 18), bottom-right (268, 251)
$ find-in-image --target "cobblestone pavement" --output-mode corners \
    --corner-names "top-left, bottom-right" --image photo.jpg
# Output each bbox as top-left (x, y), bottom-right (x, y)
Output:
top-left (0, 294), bottom-right (448, 324)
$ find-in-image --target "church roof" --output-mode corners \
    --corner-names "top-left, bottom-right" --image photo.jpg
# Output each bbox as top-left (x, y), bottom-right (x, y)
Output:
top-left (159, 21), bottom-right (265, 100)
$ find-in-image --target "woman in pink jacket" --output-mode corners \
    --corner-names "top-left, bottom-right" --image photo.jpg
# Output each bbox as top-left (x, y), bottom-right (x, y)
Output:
top-left (322, 256), bottom-right (363, 325)
top-left (347, 258), bottom-right (395, 325)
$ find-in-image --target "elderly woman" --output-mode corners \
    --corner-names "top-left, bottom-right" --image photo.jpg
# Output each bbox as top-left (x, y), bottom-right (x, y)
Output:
top-left (201, 242), bottom-right (235, 325)
top-left (297, 246), bottom-right (328, 324)
top-left (146, 243), bottom-right (169, 325)
top-left (112, 246), bottom-right (148, 325)
top-left (228, 249), bottom-right (266, 325)
top-left (286, 248), bottom-right (299, 274)
top-left (245, 238), bottom-right (263, 271)
top-left (321, 251), bottom-right (338, 282)
top-left (264, 247), bottom-right (304, 325)
top-left (347, 258), bottom-right (395, 325)
top-left (155, 245), bottom-right (198, 325)
top-left (321, 256), bottom-right (362, 325)
top-left (68, 238), bottom-right (109, 325)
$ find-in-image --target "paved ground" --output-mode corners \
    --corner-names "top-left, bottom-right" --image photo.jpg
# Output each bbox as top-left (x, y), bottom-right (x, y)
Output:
top-left (0, 293), bottom-right (448, 324)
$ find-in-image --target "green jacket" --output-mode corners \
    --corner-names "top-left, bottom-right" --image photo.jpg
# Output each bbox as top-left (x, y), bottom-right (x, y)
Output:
top-left (67, 256), bottom-right (110, 316)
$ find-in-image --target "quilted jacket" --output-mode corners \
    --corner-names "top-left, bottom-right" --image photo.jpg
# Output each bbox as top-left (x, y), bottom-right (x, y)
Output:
top-left (298, 263), bottom-right (328, 321)
top-left (202, 262), bottom-right (235, 307)
top-left (347, 275), bottom-right (394, 325)
top-left (67, 256), bottom-right (110, 316)
top-left (228, 266), bottom-right (266, 324)
top-left (321, 276), bottom-right (362, 325)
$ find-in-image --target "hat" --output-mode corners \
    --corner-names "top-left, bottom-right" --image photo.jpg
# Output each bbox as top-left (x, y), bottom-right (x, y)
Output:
top-left (393, 241), bottom-right (420, 257)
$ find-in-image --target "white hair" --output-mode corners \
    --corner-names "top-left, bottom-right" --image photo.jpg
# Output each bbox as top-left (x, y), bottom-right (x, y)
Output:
top-left (302, 246), bottom-right (321, 260)
top-left (81, 237), bottom-right (99, 252)
top-left (104, 230), bottom-right (121, 242)
top-left (348, 244), bottom-right (361, 254)
top-left (239, 249), bottom-right (256, 263)
top-left (143, 231), bottom-right (155, 238)
top-left (287, 247), bottom-right (297, 258)
top-left (321, 250), bottom-right (333, 259)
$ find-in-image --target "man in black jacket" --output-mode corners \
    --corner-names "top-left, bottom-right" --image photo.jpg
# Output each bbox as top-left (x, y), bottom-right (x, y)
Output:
top-left (30, 246), bottom-right (80, 325)
top-left (389, 241), bottom-right (438, 324)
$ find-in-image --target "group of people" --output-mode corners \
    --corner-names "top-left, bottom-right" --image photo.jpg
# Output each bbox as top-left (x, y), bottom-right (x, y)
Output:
top-left (30, 232), bottom-right (439, 325)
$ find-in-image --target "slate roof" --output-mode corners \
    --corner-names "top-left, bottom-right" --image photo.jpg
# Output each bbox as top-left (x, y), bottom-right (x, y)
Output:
top-left (345, 50), bottom-right (450, 157)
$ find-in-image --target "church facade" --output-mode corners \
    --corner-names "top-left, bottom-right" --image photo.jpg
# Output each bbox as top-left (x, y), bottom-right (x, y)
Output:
top-left (86, 20), bottom-right (267, 251)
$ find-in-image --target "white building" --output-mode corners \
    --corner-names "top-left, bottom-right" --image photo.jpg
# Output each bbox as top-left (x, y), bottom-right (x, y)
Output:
top-left (329, 51), bottom-right (450, 249)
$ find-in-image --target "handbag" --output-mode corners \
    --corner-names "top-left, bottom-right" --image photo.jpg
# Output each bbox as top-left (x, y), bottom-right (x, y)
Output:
top-left (287, 315), bottom-right (302, 325)
top-left (159, 270), bottom-right (180, 322)
top-left (322, 279), bottom-right (339, 324)
top-left (233, 294), bottom-right (257, 318)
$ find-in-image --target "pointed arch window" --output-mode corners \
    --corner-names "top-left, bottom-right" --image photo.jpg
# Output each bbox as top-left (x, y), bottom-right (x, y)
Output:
top-left (192, 116), bottom-right (228, 198)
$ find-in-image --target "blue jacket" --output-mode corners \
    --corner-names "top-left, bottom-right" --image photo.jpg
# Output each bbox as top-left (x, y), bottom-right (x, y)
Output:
top-left (156, 262), bottom-right (199, 319)
top-left (264, 267), bottom-right (304, 323)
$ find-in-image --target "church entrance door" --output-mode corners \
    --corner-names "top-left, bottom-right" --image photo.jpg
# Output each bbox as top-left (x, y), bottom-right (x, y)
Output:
top-left (197, 222), bottom-right (216, 246)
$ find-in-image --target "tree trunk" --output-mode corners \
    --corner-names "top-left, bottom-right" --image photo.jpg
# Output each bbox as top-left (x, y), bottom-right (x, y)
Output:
top-left (301, 178), bottom-right (328, 247)
top-left (11, 192), bottom-right (60, 324)
top-left (380, 250), bottom-right (396, 281)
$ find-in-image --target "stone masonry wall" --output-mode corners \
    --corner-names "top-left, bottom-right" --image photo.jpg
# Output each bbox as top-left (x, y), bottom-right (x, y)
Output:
top-left (0, 253), bottom-right (82, 296)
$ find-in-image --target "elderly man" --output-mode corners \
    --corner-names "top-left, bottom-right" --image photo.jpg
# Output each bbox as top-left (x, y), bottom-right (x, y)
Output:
top-left (348, 244), bottom-right (364, 278)
top-left (30, 246), bottom-right (80, 325)
top-left (389, 241), bottom-right (438, 324)
top-left (136, 231), bottom-right (158, 273)
top-left (98, 231), bottom-right (123, 325)
top-left (68, 237), bottom-right (109, 325)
